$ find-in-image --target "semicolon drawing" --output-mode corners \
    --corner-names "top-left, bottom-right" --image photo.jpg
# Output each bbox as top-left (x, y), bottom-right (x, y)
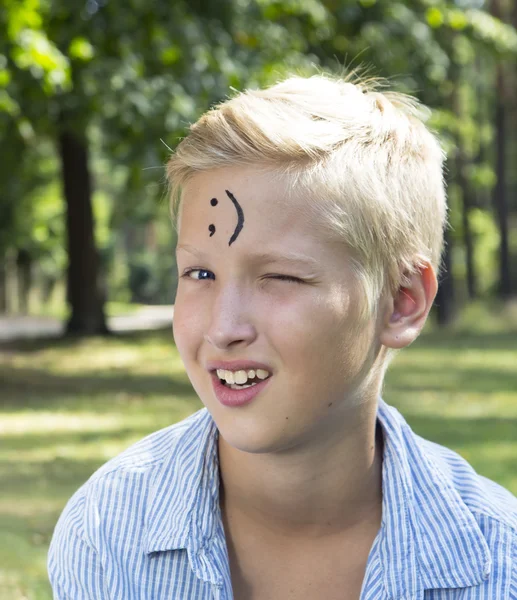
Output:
top-left (208, 190), bottom-right (244, 246)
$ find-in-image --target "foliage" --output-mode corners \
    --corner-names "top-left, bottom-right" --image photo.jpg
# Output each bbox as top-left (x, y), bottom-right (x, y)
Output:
top-left (0, 0), bottom-right (516, 311)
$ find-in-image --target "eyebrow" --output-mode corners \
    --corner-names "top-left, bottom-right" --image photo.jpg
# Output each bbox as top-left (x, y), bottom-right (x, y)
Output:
top-left (176, 244), bottom-right (319, 270)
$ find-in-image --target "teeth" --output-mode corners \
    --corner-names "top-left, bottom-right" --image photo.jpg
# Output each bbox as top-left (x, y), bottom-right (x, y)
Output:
top-left (234, 370), bottom-right (247, 385)
top-left (216, 367), bottom-right (271, 385)
top-left (228, 383), bottom-right (257, 390)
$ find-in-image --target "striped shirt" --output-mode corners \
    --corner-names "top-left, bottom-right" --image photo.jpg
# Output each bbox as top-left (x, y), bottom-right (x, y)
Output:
top-left (48, 399), bottom-right (517, 599)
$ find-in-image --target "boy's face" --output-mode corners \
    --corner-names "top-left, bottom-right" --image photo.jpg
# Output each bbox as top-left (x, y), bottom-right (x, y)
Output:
top-left (174, 166), bottom-right (385, 454)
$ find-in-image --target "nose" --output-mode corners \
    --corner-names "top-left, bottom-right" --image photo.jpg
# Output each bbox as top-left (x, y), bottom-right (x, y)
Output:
top-left (204, 285), bottom-right (257, 350)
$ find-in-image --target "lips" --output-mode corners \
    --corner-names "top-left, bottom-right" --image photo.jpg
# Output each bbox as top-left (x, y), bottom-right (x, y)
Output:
top-left (209, 368), bottom-right (272, 408)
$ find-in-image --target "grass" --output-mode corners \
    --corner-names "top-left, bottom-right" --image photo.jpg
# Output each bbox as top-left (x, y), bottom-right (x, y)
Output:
top-left (24, 300), bottom-right (145, 320)
top-left (1, 301), bottom-right (516, 599)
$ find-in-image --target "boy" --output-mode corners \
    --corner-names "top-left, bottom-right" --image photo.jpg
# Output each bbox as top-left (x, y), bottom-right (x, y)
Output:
top-left (49, 74), bottom-right (517, 599)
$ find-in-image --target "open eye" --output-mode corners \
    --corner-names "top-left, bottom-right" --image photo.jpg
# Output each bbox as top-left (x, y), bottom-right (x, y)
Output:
top-left (182, 268), bottom-right (215, 281)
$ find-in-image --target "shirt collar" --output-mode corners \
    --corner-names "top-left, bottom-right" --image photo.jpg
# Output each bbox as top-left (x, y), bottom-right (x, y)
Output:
top-left (143, 409), bottom-right (220, 556)
top-left (376, 398), bottom-right (491, 598)
top-left (143, 401), bottom-right (492, 595)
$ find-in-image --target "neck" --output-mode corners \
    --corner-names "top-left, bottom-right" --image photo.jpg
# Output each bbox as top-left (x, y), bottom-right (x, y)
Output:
top-left (218, 398), bottom-right (383, 539)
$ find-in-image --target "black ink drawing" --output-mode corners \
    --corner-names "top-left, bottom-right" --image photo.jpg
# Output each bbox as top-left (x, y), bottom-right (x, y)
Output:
top-left (208, 198), bottom-right (218, 236)
top-left (207, 191), bottom-right (245, 246)
top-left (226, 190), bottom-right (244, 246)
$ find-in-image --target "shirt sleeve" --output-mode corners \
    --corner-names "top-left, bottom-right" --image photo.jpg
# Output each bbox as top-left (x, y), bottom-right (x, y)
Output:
top-left (48, 491), bottom-right (109, 599)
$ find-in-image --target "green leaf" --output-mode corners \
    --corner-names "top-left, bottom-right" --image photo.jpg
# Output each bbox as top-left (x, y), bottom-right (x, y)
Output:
top-left (0, 69), bottom-right (12, 87)
top-left (69, 37), bottom-right (95, 61)
top-left (160, 46), bottom-right (182, 66)
top-left (467, 9), bottom-right (517, 54)
top-left (13, 30), bottom-right (70, 79)
top-left (5, 0), bottom-right (43, 39)
top-left (17, 118), bottom-right (34, 140)
top-left (452, 35), bottom-right (475, 66)
top-left (447, 9), bottom-right (468, 31)
top-left (426, 7), bottom-right (444, 29)
top-left (0, 90), bottom-right (20, 115)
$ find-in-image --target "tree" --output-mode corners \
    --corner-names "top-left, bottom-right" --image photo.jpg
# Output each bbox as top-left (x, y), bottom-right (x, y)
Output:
top-left (1, 0), bottom-right (243, 333)
top-left (2, 0), bottom-right (517, 332)
top-left (490, 0), bottom-right (513, 298)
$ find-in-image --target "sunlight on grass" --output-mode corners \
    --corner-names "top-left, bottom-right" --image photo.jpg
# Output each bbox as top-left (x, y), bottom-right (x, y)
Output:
top-left (0, 498), bottom-right (66, 519)
top-left (1, 304), bottom-right (516, 600)
top-left (0, 407), bottom-right (198, 436)
top-left (1, 411), bottom-right (130, 435)
top-left (3, 435), bottom-right (149, 463)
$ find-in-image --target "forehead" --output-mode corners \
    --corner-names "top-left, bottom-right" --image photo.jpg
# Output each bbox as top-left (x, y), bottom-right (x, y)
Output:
top-left (177, 166), bottom-right (317, 248)
top-left (176, 167), bottom-right (359, 284)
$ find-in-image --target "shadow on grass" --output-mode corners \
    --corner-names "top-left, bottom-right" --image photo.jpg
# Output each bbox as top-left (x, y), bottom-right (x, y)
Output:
top-left (1, 457), bottom-right (107, 492)
top-left (1, 507), bottom-right (59, 539)
top-left (0, 365), bottom-right (196, 410)
top-left (404, 413), bottom-right (517, 493)
top-left (0, 328), bottom-right (173, 354)
top-left (387, 364), bottom-right (517, 394)
top-left (412, 329), bottom-right (517, 352)
top-left (398, 414), bottom-right (517, 447)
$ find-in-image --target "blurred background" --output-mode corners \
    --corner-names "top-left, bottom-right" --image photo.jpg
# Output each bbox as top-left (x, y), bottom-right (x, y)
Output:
top-left (0, 0), bottom-right (516, 598)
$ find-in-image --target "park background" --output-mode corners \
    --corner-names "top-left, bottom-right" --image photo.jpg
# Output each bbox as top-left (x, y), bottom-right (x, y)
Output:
top-left (1, 0), bottom-right (516, 598)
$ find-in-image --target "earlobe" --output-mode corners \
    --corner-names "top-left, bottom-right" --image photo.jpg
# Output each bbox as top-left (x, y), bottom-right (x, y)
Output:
top-left (380, 262), bottom-right (438, 350)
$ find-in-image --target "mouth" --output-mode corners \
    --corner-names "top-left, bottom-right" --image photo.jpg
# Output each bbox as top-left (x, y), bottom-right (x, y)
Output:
top-left (215, 367), bottom-right (272, 390)
top-left (208, 364), bottom-right (273, 407)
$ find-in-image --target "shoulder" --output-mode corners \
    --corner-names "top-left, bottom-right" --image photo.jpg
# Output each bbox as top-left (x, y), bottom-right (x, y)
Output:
top-left (413, 429), bottom-right (517, 595)
top-left (381, 401), bottom-right (517, 534)
top-left (92, 407), bottom-right (210, 478)
top-left (381, 402), bottom-right (517, 597)
top-left (48, 408), bottom-right (215, 596)
top-left (416, 433), bottom-right (517, 533)
top-left (50, 408), bottom-right (211, 549)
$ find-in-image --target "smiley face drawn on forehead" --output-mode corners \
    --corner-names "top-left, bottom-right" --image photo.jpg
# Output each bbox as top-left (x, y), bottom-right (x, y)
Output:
top-left (208, 190), bottom-right (245, 246)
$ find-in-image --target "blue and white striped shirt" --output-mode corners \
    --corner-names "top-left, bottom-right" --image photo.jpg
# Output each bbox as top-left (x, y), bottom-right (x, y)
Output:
top-left (48, 399), bottom-right (517, 599)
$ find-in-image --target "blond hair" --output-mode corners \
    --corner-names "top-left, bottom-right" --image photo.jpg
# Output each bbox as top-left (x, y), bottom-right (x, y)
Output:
top-left (167, 73), bottom-right (447, 317)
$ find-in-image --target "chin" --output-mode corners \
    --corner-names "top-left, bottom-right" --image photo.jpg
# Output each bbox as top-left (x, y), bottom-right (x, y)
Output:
top-left (215, 413), bottom-right (292, 455)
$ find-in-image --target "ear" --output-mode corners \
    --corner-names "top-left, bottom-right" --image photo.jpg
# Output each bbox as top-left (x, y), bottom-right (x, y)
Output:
top-left (379, 261), bottom-right (438, 350)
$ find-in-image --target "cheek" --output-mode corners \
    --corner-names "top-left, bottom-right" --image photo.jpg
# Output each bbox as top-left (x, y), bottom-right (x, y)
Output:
top-left (263, 294), bottom-right (341, 366)
top-left (281, 294), bottom-right (366, 376)
top-left (172, 291), bottom-right (205, 358)
top-left (257, 293), bottom-right (317, 345)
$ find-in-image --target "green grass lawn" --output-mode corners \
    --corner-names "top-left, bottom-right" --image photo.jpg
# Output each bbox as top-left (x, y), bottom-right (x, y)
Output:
top-left (1, 302), bottom-right (516, 599)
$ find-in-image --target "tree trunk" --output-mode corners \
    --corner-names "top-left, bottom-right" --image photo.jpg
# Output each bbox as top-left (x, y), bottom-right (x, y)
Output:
top-left (58, 126), bottom-right (108, 335)
top-left (451, 72), bottom-right (477, 299)
top-left (491, 0), bottom-right (513, 298)
top-left (16, 248), bottom-right (32, 314)
top-left (456, 157), bottom-right (477, 299)
top-left (493, 66), bottom-right (512, 298)
top-left (435, 228), bottom-right (456, 327)
top-left (0, 259), bottom-right (7, 314)
top-left (474, 54), bottom-right (490, 211)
